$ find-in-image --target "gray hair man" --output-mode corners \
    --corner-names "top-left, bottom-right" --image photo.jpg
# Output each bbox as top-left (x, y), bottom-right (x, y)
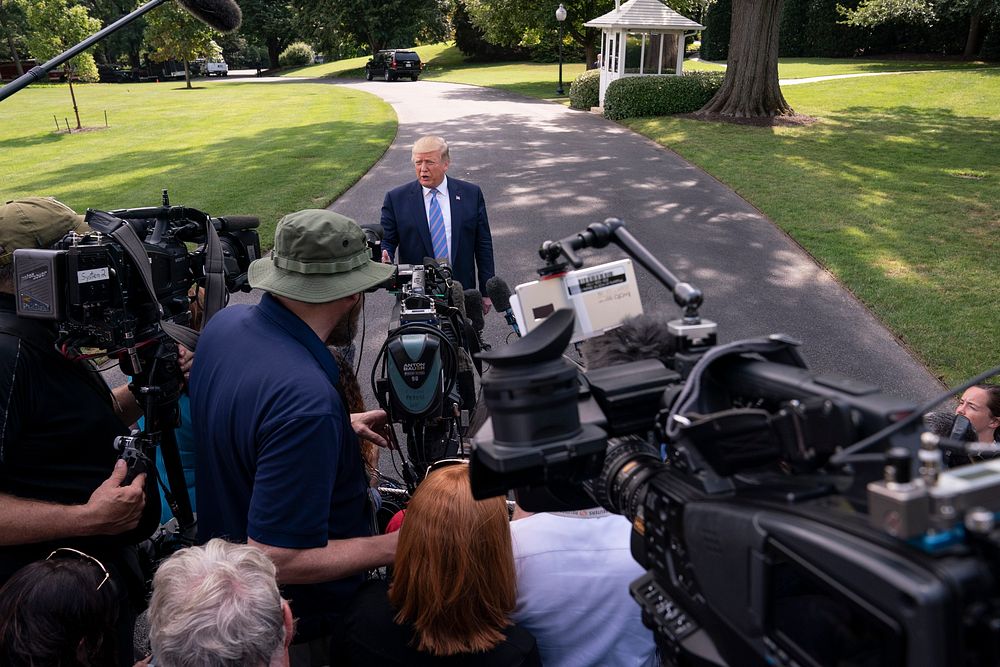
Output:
top-left (148, 539), bottom-right (293, 667)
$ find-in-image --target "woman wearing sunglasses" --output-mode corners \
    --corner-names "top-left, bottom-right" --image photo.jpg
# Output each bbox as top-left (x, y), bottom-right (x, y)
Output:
top-left (0, 548), bottom-right (119, 666)
top-left (338, 462), bottom-right (540, 666)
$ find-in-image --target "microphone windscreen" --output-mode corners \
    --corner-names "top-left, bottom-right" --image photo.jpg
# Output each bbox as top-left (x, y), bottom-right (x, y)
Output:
top-left (176, 0), bottom-right (242, 32)
top-left (464, 289), bottom-right (484, 331)
top-left (485, 276), bottom-right (512, 312)
top-left (923, 412), bottom-right (977, 441)
top-left (216, 215), bottom-right (258, 231)
top-left (449, 280), bottom-right (467, 321)
top-left (950, 414), bottom-right (975, 441)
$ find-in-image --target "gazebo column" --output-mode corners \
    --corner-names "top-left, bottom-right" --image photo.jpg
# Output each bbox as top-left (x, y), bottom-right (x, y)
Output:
top-left (658, 33), bottom-right (664, 74)
top-left (675, 32), bottom-right (684, 75)
top-left (639, 34), bottom-right (646, 74)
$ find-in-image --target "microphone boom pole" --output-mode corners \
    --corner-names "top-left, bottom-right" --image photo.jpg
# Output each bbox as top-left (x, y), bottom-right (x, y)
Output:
top-left (0, 0), bottom-right (171, 103)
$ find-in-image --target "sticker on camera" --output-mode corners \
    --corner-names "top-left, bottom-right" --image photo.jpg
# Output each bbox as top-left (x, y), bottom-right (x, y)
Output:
top-left (77, 267), bottom-right (110, 283)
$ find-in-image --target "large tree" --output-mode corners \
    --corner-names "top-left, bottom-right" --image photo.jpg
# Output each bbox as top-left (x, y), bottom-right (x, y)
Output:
top-left (840, 0), bottom-right (999, 58)
top-left (79, 0), bottom-right (146, 69)
top-left (237, 0), bottom-right (297, 68)
top-left (464, 0), bottom-right (611, 67)
top-left (0, 0), bottom-right (28, 78)
top-left (23, 0), bottom-right (102, 128)
top-left (294, 0), bottom-right (448, 56)
top-left (696, 0), bottom-right (794, 118)
top-left (144, 1), bottom-right (220, 89)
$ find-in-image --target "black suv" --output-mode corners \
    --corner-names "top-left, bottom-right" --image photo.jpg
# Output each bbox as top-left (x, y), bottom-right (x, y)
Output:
top-left (365, 50), bottom-right (422, 81)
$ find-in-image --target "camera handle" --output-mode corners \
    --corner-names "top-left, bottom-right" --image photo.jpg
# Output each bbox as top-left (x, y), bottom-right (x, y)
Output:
top-left (122, 337), bottom-right (196, 539)
top-left (539, 218), bottom-right (705, 322)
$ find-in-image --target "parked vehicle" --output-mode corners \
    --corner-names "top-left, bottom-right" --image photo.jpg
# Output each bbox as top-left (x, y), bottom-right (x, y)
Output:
top-left (365, 50), bottom-right (422, 81)
top-left (205, 61), bottom-right (229, 77)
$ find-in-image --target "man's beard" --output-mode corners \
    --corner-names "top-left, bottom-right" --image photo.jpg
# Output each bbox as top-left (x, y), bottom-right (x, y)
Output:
top-left (327, 297), bottom-right (361, 347)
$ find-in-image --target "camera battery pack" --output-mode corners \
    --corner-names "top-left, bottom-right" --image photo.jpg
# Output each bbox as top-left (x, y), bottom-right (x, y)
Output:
top-left (13, 248), bottom-right (63, 319)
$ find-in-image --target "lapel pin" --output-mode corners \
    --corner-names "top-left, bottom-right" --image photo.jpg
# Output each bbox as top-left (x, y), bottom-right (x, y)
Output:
top-left (455, 194), bottom-right (461, 201)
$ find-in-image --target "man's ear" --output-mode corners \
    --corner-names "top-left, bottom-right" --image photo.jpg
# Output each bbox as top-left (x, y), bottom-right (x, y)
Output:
top-left (282, 600), bottom-right (295, 649)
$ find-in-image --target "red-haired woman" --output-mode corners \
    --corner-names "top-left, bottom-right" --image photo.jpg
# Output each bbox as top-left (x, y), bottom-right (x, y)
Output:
top-left (338, 464), bottom-right (540, 666)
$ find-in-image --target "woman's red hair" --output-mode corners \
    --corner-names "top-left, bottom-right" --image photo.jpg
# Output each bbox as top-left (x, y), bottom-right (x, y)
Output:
top-left (389, 464), bottom-right (515, 656)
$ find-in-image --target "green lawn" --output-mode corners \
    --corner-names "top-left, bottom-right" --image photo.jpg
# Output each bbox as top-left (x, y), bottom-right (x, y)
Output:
top-left (687, 57), bottom-right (995, 79)
top-left (623, 69), bottom-right (1000, 385)
top-left (0, 80), bottom-right (396, 246)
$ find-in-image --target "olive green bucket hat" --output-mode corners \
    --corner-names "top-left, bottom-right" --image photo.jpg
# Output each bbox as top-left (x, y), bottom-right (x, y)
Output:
top-left (249, 209), bottom-right (395, 303)
top-left (0, 197), bottom-right (90, 266)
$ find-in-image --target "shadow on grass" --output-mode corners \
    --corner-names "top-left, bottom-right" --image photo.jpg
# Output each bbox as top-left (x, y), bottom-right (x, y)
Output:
top-left (10, 117), bottom-right (395, 244)
top-left (0, 131), bottom-right (64, 150)
top-left (653, 102), bottom-right (998, 381)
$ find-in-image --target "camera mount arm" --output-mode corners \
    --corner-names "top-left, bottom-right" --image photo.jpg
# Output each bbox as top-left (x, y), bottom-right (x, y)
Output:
top-left (540, 218), bottom-right (705, 321)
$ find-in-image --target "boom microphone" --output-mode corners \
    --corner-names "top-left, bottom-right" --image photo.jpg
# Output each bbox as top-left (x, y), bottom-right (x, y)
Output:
top-left (176, 0), bottom-right (242, 32)
top-left (485, 276), bottom-right (520, 336)
top-left (464, 289), bottom-right (485, 332)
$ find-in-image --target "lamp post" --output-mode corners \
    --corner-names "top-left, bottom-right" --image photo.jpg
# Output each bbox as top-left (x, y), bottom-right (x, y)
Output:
top-left (555, 3), bottom-right (567, 95)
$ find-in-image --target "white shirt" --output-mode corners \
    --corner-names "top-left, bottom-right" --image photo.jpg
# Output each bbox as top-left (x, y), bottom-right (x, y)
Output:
top-left (421, 175), bottom-right (452, 262)
top-left (510, 511), bottom-right (659, 667)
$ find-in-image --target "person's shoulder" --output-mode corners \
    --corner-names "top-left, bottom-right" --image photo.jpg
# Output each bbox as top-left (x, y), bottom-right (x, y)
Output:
top-left (448, 176), bottom-right (481, 192)
top-left (387, 180), bottom-right (420, 198)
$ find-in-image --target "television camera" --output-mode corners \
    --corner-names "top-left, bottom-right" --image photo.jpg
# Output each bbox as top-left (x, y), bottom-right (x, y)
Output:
top-left (470, 218), bottom-right (1000, 667)
top-left (12, 190), bottom-right (260, 536)
top-left (360, 226), bottom-right (482, 490)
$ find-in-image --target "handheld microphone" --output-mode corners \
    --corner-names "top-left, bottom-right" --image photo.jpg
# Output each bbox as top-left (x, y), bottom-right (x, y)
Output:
top-left (924, 412), bottom-right (977, 442)
top-left (177, 0), bottom-right (242, 32)
top-left (485, 276), bottom-right (520, 336)
top-left (464, 289), bottom-right (485, 332)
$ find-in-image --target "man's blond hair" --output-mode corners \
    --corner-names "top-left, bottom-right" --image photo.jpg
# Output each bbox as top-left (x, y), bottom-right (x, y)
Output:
top-left (412, 135), bottom-right (450, 163)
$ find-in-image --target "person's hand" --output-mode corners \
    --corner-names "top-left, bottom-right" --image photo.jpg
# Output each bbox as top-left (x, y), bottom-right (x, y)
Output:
top-left (178, 344), bottom-right (194, 382)
top-left (381, 249), bottom-right (393, 264)
top-left (83, 460), bottom-right (146, 535)
top-left (352, 409), bottom-right (392, 448)
top-left (482, 296), bottom-right (493, 316)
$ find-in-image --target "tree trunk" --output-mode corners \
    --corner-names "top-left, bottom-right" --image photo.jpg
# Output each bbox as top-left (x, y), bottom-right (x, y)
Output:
top-left (697, 0), bottom-right (793, 118)
top-left (964, 8), bottom-right (984, 59)
top-left (0, 10), bottom-right (23, 77)
top-left (68, 73), bottom-right (81, 130)
top-left (267, 38), bottom-right (280, 69)
top-left (184, 58), bottom-right (192, 89)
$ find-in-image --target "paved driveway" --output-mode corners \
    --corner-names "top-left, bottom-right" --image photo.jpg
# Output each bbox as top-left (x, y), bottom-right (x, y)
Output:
top-left (321, 79), bottom-right (942, 405)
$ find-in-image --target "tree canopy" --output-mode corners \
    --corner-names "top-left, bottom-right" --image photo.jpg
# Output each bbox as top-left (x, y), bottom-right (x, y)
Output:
top-left (21, 0), bottom-right (102, 81)
top-left (144, 1), bottom-right (220, 88)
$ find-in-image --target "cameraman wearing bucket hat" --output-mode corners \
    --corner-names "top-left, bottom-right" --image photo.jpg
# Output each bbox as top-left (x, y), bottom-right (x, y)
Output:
top-left (190, 209), bottom-right (398, 664)
top-left (0, 197), bottom-right (161, 666)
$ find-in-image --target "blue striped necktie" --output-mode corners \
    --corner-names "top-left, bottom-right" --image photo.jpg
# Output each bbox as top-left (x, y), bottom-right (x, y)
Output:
top-left (428, 188), bottom-right (449, 262)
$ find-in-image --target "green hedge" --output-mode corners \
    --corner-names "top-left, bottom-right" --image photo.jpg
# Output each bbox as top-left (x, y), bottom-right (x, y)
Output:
top-left (569, 69), bottom-right (601, 110)
top-left (700, 0), bottom-right (731, 61)
top-left (603, 72), bottom-right (725, 120)
top-left (279, 42), bottom-right (315, 68)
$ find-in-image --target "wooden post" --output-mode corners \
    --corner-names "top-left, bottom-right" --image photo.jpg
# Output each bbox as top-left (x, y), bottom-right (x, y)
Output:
top-left (64, 118), bottom-right (70, 132)
top-left (53, 115), bottom-right (60, 132)
top-left (104, 110), bottom-right (109, 127)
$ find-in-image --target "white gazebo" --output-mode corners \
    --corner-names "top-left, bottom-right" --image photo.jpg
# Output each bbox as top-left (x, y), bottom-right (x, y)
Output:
top-left (584, 0), bottom-right (704, 106)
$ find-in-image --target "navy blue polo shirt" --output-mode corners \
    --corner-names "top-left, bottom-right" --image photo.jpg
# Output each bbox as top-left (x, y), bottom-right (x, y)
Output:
top-left (190, 293), bottom-right (370, 637)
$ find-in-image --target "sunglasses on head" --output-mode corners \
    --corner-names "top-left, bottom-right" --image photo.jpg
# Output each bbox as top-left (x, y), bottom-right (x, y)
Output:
top-left (424, 457), bottom-right (469, 479)
top-left (46, 547), bottom-right (111, 591)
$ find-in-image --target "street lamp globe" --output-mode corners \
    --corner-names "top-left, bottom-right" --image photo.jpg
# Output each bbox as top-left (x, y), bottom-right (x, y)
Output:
top-left (555, 4), bottom-right (567, 95)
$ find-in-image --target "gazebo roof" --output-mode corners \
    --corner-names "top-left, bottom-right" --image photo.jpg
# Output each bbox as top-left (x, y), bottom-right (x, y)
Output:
top-left (584, 0), bottom-right (704, 31)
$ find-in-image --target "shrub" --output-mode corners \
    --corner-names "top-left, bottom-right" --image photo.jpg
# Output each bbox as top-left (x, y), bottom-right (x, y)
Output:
top-left (603, 72), bottom-right (725, 120)
top-left (278, 42), bottom-right (315, 68)
top-left (701, 0), bottom-right (731, 61)
top-left (569, 68), bottom-right (601, 110)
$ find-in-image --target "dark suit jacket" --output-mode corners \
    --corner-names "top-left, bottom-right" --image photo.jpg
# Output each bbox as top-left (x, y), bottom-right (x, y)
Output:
top-left (380, 177), bottom-right (495, 294)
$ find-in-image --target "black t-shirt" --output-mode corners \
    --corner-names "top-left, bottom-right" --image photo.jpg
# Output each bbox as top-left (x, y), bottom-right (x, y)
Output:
top-left (338, 579), bottom-right (542, 667)
top-left (0, 295), bottom-right (160, 584)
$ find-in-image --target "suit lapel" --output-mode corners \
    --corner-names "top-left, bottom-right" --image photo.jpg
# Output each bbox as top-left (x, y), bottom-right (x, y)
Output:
top-left (449, 179), bottom-right (463, 266)
top-left (411, 181), bottom-right (434, 260)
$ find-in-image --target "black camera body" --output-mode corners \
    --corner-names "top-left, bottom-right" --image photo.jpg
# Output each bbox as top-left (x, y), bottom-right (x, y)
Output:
top-left (469, 221), bottom-right (1000, 667)
top-left (13, 197), bottom-right (259, 351)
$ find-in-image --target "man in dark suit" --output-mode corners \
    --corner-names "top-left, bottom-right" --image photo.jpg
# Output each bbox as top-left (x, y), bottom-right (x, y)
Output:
top-left (380, 135), bottom-right (495, 312)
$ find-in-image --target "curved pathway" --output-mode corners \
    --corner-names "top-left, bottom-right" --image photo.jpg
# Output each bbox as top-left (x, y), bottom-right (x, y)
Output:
top-left (322, 79), bottom-right (942, 403)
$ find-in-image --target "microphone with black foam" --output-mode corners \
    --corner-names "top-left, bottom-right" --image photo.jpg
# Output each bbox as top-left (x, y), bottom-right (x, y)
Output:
top-left (923, 412), bottom-right (979, 467)
top-left (177, 0), bottom-right (242, 32)
top-left (464, 289), bottom-right (485, 332)
top-left (485, 276), bottom-right (520, 336)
